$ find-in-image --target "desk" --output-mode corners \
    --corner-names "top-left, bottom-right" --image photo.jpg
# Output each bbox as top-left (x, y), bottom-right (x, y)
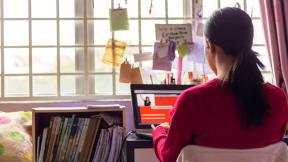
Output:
top-left (126, 134), bottom-right (158, 162)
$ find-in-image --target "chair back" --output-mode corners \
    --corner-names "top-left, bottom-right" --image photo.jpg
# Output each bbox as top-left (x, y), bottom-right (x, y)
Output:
top-left (176, 142), bottom-right (288, 162)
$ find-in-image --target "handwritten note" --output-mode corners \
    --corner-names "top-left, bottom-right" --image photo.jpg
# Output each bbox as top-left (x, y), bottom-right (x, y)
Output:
top-left (155, 24), bottom-right (193, 44)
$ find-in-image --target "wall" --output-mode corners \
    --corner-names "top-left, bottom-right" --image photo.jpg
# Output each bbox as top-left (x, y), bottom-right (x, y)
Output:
top-left (0, 100), bottom-right (135, 132)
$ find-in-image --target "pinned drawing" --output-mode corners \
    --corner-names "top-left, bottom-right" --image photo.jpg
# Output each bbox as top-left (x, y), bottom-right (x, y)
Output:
top-left (152, 41), bottom-right (176, 71)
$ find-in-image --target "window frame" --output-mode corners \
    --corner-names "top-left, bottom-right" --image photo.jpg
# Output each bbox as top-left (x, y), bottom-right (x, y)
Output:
top-left (0, 0), bottom-right (269, 101)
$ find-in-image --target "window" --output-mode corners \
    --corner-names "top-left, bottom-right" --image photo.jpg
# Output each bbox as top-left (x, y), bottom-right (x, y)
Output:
top-left (0, 0), bottom-right (270, 101)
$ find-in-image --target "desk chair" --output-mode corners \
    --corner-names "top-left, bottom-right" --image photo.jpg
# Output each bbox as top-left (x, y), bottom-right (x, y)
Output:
top-left (176, 142), bottom-right (288, 162)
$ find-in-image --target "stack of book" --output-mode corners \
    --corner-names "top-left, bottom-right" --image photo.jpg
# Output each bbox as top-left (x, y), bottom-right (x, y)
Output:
top-left (37, 113), bottom-right (124, 162)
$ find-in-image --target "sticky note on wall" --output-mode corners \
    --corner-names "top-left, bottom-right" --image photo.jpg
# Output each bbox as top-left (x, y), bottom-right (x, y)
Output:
top-left (102, 39), bottom-right (127, 67)
top-left (109, 8), bottom-right (129, 31)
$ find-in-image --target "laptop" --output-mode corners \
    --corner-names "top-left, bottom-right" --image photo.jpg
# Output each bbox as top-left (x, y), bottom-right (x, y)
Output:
top-left (130, 84), bottom-right (193, 140)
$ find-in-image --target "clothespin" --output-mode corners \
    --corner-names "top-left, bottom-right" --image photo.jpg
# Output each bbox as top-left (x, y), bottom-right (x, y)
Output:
top-left (250, 6), bottom-right (254, 17)
top-left (235, 2), bottom-right (241, 8)
top-left (92, 0), bottom-right (94, 8)
top-left (118, 3), bottom-right (121, 8)
top-left (124, 58), bottom-right (129, 64)
top-left (150, 74), bottom-right (154, 84)
top-left (171, 73), bottom-right (175, 84)
top-left (160, 38), bottom-right (167, 44)
top-left (149, 0), bottom-right (153, 14)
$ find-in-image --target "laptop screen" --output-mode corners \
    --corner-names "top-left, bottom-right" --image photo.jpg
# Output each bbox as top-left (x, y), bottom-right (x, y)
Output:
top-left (131, 84), bottom-right (193, 129)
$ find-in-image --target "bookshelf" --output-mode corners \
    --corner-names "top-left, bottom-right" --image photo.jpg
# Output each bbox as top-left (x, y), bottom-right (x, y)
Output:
top-left (32, 106), bottom-right (126, 162)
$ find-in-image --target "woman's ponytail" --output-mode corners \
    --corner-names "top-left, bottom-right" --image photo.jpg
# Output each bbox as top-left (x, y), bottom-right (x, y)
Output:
top-left (228, 49), bottom-right (268, 128)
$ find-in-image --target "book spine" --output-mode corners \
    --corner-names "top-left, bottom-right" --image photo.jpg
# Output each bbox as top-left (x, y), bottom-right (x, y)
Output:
top-left (43, 118), bottom-right (54, 162)
top-left (38, 128), bottom-right (48, 162)
top-left (87, 117), bottom-right (101, 161)
top-left (92, 129), bottom-right (105, 162)
top-left (64, 117), bottom-right (79, 162)
top-left (57, 116), bottom-right (72, 162)
top-left (51, 117), bottom-right (64, 162)
top-left (45, 117), bottom-right (55, 162)
top-left (100, 128), bottom-right (112, 162)
top-left (74, 118), bottom-right (90, 162)
top-left (60, 114), bottom-right (76, 161)
top-left (78, 116), bottom-right (97, 162)
top-left (37, 136), bottom-right (40, 162)
top-left (70, 118), bottom-right (84, 162)
top-left (54, 117), bottom-right (68, 162)
top-left (48, 117), bottom-right (62, 162)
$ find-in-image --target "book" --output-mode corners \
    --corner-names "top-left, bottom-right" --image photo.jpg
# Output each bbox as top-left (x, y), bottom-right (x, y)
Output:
top-left (47, 116), bottom-right (62, 162)
top-left (53, 117), bottom-right (68, 161)
top-left (38, 128), bottom-right (48, 162)
top-left (58, 114), bottom-right (76, 161)
top-left (86, 117), bottom-right (102, 161)
top-left (64, 117), bottom-right (79, 162)
top-left (78, 115), bottom-right (101, 162)
top-left (69, 118), bottom-right (84, 162)
top-left (92, 129), bottom-right (105, 162)
top-left (74, 118), bottom-right (90, 161)
top-left (37, 136), bottom-right (40, 162)
top-left (100, 128), bottom-right (113, 162)
top-left (43, 118), bottom-right (54, 161)
top-left (107, 126), bottom-right (124, 162)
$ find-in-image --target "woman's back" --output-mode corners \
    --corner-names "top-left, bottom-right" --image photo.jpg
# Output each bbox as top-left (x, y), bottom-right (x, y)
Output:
top-left (180, 78), bottom-right (288, 149)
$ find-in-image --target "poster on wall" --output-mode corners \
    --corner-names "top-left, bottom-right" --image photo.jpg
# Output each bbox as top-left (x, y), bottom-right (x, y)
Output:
top-left (155, 24), bottom-right (193, 44)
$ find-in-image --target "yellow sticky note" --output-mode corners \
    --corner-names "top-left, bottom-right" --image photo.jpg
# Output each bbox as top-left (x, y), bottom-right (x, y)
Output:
top-left (102, 39), bottom-right (127, 67)
top-left (109, 8), bottom-right (129, 31)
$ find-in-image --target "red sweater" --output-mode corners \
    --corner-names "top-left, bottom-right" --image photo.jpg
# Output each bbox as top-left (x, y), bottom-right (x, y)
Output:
top-left (152, 79), bottom-right (288, 162)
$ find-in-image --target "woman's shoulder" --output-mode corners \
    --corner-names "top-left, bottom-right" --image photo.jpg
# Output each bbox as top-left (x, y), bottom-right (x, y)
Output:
top-left (183, 78), bottom-right (220, 95)
top-left (263, 82), bottom-right (286, 96)
top-left (263, 83), bottom-right (288, 105)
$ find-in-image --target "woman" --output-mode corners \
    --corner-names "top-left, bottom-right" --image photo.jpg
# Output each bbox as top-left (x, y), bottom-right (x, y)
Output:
top-left (144, 96), bottom-right (151, 106)
top-left (152, 7), bottom-right (288, 162)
